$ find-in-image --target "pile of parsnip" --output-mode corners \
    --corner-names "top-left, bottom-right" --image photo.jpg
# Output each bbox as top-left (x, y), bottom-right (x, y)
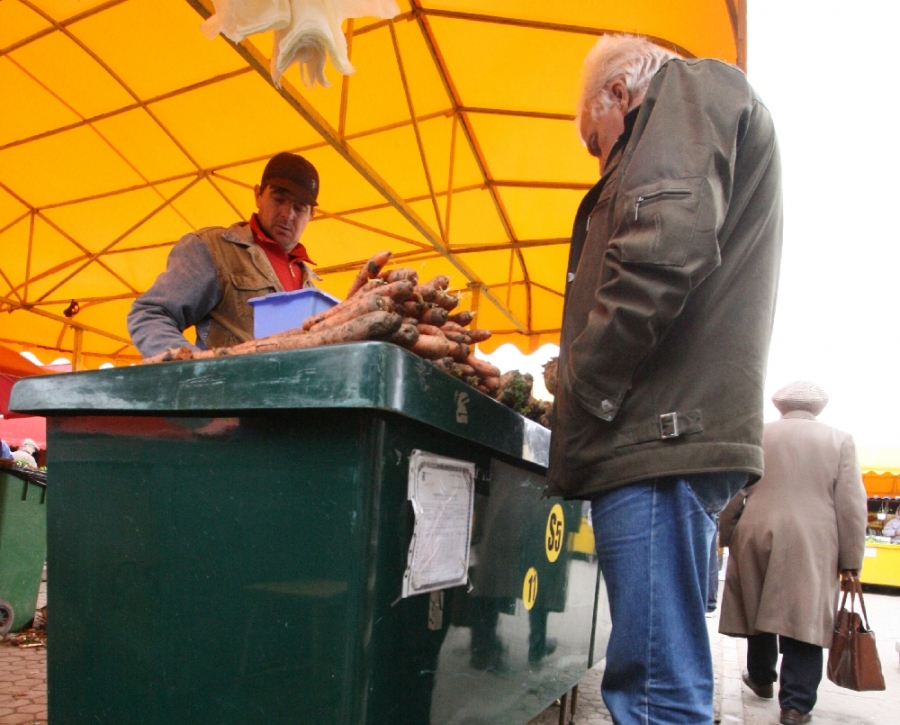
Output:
top-left (143, 251), bottom-right (503, 395)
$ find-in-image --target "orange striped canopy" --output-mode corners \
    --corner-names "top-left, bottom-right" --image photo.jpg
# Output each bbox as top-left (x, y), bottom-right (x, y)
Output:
top-left (0, 0), bottom-right (745, 367)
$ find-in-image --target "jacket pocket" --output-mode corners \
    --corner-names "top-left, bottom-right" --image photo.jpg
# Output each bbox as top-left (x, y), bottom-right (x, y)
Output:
top-left (230, 273), bottom-right (273, 292)
top-left (616, 178), bottom-right (703, 266)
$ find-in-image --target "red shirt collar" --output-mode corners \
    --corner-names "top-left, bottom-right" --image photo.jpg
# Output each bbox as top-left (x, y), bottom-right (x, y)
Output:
top-left (249, 214), bottom-right (315, 265)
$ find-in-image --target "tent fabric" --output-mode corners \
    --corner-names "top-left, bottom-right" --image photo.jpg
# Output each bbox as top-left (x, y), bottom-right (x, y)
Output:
top-left (0, 0), bottom-right (744, 368)
top-left (0, 415), bottom-right (46, 449)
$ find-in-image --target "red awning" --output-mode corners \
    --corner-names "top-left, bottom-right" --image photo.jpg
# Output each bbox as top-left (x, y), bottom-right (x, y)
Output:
top-left (0, 416), bottom-right (46, 450)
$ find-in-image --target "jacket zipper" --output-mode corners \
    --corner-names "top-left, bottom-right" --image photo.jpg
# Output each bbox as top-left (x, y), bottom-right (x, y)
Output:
top-left (634, 188), bottom-right (691, 221)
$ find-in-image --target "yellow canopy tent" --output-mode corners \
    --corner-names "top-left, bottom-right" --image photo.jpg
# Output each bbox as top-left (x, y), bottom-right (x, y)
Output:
top-left (0, 0), bottom-right (745, 368)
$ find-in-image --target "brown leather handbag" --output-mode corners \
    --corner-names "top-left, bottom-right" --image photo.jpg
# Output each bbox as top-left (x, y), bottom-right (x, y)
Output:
top-left (826, 572), bottom-right (886, 691)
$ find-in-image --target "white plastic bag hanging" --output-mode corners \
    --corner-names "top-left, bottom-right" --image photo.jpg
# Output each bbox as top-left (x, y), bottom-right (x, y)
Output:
top-left (271, 0), bottom-right (400, 88)
top-left (200, 0), bottom-right (292, 42)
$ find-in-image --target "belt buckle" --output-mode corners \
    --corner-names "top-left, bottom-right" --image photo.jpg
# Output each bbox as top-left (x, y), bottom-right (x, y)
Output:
top-left (659, 412), bottom-right (680, 439)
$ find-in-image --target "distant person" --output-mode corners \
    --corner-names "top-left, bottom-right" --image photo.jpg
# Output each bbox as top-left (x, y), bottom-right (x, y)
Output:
top-left (0, 439), bottom-right (11, 460)
top-left (12, 438), bottom-right (39, 467)
top-left (719, 381), bottom-right (867, 725)
top-left (128, 152), bottom-right (321, 358)
top-left (882, 515), bottom-right (900, 541)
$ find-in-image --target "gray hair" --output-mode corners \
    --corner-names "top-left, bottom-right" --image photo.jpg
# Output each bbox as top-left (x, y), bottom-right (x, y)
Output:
top-left (578, 34), bottom-right (679, 124)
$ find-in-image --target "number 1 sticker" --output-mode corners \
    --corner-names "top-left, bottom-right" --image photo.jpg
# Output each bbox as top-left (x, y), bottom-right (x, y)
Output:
top-left (523, 567), bottom-right (538, 610)
top-left (545, 503), bottom-right (564, 562)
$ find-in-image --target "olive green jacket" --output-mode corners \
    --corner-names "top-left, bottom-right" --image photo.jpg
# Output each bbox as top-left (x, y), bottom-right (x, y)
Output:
top-left (546, 59), bottom-right (783, 498)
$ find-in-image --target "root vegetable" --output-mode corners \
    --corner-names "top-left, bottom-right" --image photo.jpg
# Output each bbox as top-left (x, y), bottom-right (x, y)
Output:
top-left (356, 278), bottom-right (386, 295)
top-left (465, 354), bottom-right (501, 378)
top-left (443, 330), bottom-right (470, 345)
top-left (419, 307), bottom-right (449, 326)
top-left (415, 323), bottom-right (445, 337)
top-left (448, 310), bottom-right (475, 326)
top-left (481, 376), bottom-right (501, 393)
top-left (415, 284), bottom-right (438, 302)
top-left (467, 328), bottom-right (492, 343)
top-left (411, 334), bottom-right (451, 360)
top-left (141, 346), bottom-right (196, 364)
top-left (348, 251), bottom-right (392, 297)
top-left (379, 268), bottom-right (418, 285)
top-left (447, 341), bottom-right (470, 363)
top-left (369, 279), bottom-right (415, 303)
top-left (234, 311), bottom-right (402, 354)
top-left (433, 290), bottom-right (459, 311)
top-left (388, 323), bottom-right (420, 348)
top-left (401, 299), bottom-right (425, 317)
top-left (305, 293), bottom-right (392, 332)
top-left (451, 363), bottom-right (476, 377)
top-left (425, 275), bottom-right (450, 290)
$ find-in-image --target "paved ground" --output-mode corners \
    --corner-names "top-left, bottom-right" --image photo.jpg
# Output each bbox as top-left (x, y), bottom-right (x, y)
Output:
top-left (1, 581), bottom-right (897, 724)
top-left (527, 583), bottom-right (900, 725)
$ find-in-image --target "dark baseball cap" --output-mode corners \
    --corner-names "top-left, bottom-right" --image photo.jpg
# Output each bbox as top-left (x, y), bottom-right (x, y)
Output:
top-left (260, 152), bottom-right (319, 207)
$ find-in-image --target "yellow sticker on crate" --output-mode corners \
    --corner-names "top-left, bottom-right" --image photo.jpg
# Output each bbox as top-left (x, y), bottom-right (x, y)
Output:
top-left (545, 503), bottom-right (564, 562)
top-left (523, 567), bottom-right (538, 610)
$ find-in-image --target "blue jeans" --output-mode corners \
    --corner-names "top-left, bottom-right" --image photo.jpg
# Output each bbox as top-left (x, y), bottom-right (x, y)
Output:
top-left (591, 473), bottom-right (746, 725)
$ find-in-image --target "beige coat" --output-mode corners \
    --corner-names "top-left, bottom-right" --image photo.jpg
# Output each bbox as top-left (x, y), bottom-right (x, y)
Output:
top-left (718, 411), bottom-right (867, 647)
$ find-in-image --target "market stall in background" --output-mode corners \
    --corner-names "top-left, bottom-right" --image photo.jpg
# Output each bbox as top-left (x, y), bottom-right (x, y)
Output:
top-left (860, 452), bottom-right (900, 588)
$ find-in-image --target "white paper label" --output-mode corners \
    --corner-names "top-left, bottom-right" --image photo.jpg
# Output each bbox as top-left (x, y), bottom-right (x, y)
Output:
top-left (402, 450), bottom-right (475, 597)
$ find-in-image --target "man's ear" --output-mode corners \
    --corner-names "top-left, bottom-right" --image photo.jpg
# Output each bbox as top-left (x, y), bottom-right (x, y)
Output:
top-left (608, 79), bottom-right (632, 113)
top-left (253, 184), bottom-right (262, 206)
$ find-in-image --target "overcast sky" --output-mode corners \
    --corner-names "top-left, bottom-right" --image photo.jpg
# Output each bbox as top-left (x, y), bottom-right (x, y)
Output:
top-left (487, 2), bottom-right (900, 458)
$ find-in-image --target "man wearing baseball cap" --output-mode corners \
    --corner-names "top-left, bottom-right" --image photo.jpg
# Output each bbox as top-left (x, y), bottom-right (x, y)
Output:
top-left (128, 152), bottom-right (321, 357)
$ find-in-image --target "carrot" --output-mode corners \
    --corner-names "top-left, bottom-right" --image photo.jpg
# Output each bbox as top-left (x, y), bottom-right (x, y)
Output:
top-left (443, 330), bottom-right (470, 345)
top-left (419, 307), bottom-right (449, 326)
top-left (415, 323), bottom-right (445, 337)
top-left (465, 354), bottom-right (501, 378)
top-left (481, 376), bottom-right (500, 393)
top-left (347, 251), bottom-right (392, 297)
top-left (141, 346), bottom-right (196, 364)
top-left (232, 311), bottom-right (402, 354)
top-left (411, 334), bottom-right (451, 360)
top-left (379, 268), bottom-right (418, 285)
top-left (402, 317), bottom-right (419, 326)
top-left (306, 293), bottom-right (392, 332)
top-left (356, 278), bottom-right (386, 295)
top-left (388, 323), bottom-right (420, 348)
top-left (368, 279), bottom-right (415, 303)
top-left (467, 328), bottom-right (492, 343)
top-left (451, 363), bottom-right (476, 378)
top-left (401, 299), bottom-right (425, 317)
top-left (424, 275), bottom-right (450, 291)
top-left (448, 310), bottom-right (475, 326)
top-left (433, 290), bottom-right (459, 311)
top-left (428, 357), bottom-right (452, 374)
top-left (441, 321), bottom-right (466, 333)
top-left (476, 384), bottom-right (492, 396)
top-left (447, 340), bottom-right (470, 363)
top-left (414, 284), bottom-right (438, 302)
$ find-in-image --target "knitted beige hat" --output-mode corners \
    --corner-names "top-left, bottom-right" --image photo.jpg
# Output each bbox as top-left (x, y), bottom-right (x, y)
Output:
top-left (772, 381), bottom-right (829, 416)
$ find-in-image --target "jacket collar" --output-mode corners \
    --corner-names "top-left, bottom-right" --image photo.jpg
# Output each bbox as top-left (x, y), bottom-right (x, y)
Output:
top-left (221, 221), bottom-right (253, 247)
top-left (782, 410), bottom-right (817, 421)
top-left (602, 105), bottom-right (641, 176)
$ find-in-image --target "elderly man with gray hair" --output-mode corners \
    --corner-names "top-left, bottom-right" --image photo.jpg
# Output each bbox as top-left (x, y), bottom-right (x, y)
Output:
top-left (546, 34), bottom-right (783, 724)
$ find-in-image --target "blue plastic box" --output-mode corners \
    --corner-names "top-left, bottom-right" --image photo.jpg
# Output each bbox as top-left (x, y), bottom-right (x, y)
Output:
top-left (248, 289), bottom-right (340, 338)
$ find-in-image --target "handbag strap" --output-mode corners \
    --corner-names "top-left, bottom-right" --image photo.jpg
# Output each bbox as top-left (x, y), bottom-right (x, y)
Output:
top-left (850, 573), bottom-right (873, 630)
